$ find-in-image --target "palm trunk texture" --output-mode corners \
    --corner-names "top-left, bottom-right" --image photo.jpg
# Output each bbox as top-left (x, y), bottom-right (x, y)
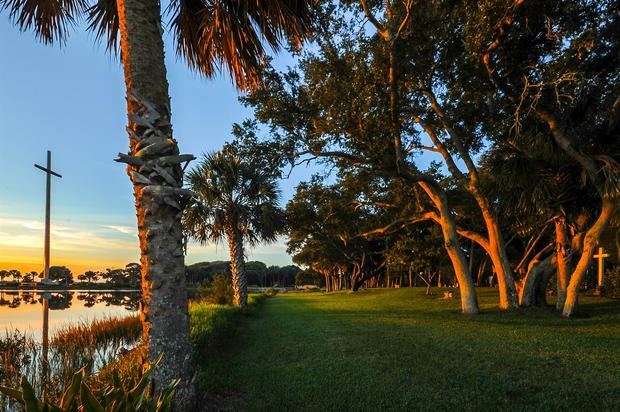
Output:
top-left (116, 0), bottom-right (194, 408)
top-left (228, 227), bottom-right (248, 307)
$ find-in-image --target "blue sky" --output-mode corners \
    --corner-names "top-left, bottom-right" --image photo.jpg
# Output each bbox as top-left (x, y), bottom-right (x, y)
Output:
top-left (0, 17), bottom-right (315, 273)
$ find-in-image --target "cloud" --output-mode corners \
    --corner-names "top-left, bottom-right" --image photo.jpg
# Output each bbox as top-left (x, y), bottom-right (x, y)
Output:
top-left (102, 225), bottom-right (137, 236)
top-left (0, 215), bottom-right (137, 252)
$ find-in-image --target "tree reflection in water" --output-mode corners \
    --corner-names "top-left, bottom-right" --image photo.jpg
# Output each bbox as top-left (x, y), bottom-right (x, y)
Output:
top-left (0, 291), bottom-right (141, 408)
top-left (0, 291), bottom-right (140, 311)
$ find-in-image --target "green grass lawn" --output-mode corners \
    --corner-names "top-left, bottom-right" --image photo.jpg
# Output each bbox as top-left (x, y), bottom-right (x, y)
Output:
top-left (194, 288), bottom-right (620, 411)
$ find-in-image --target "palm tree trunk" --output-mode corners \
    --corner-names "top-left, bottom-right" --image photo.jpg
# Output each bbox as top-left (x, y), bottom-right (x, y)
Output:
top-left (227, 228), bottom-right (248, 307)
top-left (563, 198), bottom-right (615, 317)
top-left (115, 0), bottom-right (194, 407)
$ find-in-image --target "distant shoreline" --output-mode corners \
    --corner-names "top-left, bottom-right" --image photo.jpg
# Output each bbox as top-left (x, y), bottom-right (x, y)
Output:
top-left (0, 287), bottom-right (140, 293)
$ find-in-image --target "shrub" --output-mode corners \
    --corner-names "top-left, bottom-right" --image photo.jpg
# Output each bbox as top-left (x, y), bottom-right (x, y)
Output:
top-left (198, 274), bottom-right (233, 305)
top-left (265, 288), bottom-right (278, 297)
top-left (0, 357), bottom-right (177, 412)
top-left (603, 265), bottom-right (620, 298)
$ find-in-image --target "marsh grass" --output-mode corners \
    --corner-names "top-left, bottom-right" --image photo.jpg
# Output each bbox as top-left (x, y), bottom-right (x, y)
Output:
top-left (51, 315), bottom-right (141, 374)
top-left (0, 314), bottom-right (141, 407)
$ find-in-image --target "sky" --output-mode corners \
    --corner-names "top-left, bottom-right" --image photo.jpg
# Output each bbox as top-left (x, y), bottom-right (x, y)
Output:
top-left (0, 16), bottom-right (317, 274)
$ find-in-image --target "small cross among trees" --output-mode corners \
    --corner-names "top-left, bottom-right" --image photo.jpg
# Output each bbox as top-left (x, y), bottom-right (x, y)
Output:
top-left (593, 246), bottom-right (609, 289)
top-left (34, 150), bottom-right (62, 281)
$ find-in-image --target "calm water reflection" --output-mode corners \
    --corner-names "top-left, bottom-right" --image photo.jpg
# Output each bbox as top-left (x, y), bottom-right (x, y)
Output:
top-left (0, 290), bottom-right (139, 340)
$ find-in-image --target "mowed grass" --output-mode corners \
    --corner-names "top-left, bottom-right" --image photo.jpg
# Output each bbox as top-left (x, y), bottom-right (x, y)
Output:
top-left (195, 288), bottom-right (620, 411)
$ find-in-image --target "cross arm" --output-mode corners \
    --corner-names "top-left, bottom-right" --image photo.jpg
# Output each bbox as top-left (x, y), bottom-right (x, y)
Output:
top-left (34, 164), bottom-right (62, 178)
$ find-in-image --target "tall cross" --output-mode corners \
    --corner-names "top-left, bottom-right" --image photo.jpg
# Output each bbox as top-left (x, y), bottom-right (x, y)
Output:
top-left (34, 151), bottom-right (62, 281)
top-left (593, 246), bottom-right (609, 289)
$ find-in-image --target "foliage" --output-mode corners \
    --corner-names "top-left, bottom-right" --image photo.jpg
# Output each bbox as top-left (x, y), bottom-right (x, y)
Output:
top-left (294, 270), bottom-right (323, 287)
top-left (42, 266), bottom-right (73, 285)
top-left (77, 271), bottom-right (100, 284)
top-left (186, 261), bottom-right (230, 284)
top-left (0, 357), bottom-right (177, 412)
top-left (286, 174), bottom-right (405, 290)
top-left (603, 266), bottom-right (620, 299)
top-left (100, 264), bottom-right (141, 288)
top-left (22, 272), bottom-right (37, 283)
top-left (0, 0), bottom-right (315, 89)
top-left (198, 274), bottom-right (233, 305)
top-left (184, 149), bottom-right (285, 247)
top-left (0, 264), bottom-right (143, 288)
top-left (186, 261), bottom-right (301, 287)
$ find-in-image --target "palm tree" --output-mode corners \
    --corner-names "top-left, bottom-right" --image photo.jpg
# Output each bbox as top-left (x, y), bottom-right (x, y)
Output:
top-left (1, 0), bottom-right (314, 406)
top-left (184, 150), bottom-right (284, 307)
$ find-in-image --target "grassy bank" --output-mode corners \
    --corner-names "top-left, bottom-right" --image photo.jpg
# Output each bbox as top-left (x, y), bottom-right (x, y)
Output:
top-left (196, 288), bottom-right (620, 411)
top-left (191, 294), bottom-right (267, 355)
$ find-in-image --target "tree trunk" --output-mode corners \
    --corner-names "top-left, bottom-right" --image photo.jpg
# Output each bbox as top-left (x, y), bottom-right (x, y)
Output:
top-left (116, 0), bottom-right (194, 407)
top-left (476, 257), bottom-right (488, 286)
top-left (408, 266), bottom-right (413, 288)
top-left (351, 272), bottom-right (363, 292)
top-left (555, 219), bottom-right (571, 310)
top-left (468, 240), bottom-right (475, 276)
top-left (418, 182), bottom-right (479, 314)
top-left (563, 198), bottom-right (616, 317)
top-left (480, 207), bottom-right (519, 309)
top-left (535, 264), bottom-right (554, 306)
top-left (227, 227), bottom-right (248, 307)
top-left (519, 253), bottom-right (555, 306)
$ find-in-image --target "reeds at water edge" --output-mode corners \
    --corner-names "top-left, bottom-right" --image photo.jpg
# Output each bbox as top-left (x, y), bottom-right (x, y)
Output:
top-left (0, 315), bottom-right (141, 407)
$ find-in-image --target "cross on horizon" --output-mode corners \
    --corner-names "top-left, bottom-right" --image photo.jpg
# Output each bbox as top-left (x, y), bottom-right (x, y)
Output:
top-left (34, 150), bottom-right (62, 281)
top-left (593, 246), bottom-right (609, 289)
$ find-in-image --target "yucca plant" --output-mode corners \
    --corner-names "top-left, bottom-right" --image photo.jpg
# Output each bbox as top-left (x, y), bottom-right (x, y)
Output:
top-left (0, 357), bottom-right (177, 412)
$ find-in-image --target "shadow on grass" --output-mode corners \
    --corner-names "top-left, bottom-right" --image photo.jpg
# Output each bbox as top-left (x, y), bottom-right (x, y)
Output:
top-left (195, 289), bottom-right (620, 411)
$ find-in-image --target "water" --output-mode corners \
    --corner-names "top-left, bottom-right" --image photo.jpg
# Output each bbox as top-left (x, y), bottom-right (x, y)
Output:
top-left (0, 291), bottom-right (141, 409)
top-left (0, 290), bottom-right (139, 340)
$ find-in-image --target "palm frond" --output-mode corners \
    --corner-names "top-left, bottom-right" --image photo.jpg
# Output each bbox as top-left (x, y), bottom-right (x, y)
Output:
top-left (0, 0), bottom-right (87, 44)
top-left (184, 149), bottom-right (284, 247)
top-left (167, 0), bottom-right (315, 90)
top-left (86, 0), bottom-right (119, 53)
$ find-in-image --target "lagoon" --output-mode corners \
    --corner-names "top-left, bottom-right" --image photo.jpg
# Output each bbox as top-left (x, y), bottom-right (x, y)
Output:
top-left (0, 290), bottom-right (139, 340)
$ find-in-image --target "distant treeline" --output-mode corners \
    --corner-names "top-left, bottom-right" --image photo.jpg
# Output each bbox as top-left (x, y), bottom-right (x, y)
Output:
top-left (185, 261), bottom-right (321, 288)
top-left (0, 264), bottom-right (141, 288)
top-left (1, 261), bottom-right (326, 289)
